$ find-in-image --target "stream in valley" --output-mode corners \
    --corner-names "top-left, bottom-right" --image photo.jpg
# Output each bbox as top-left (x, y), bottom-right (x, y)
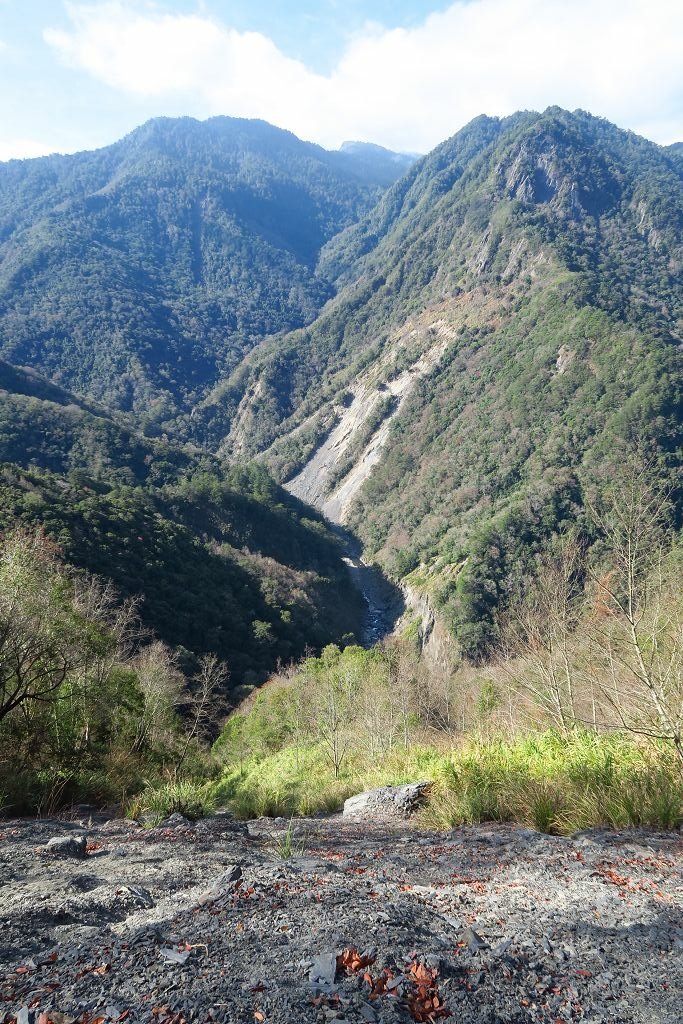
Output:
top-left (334, 528), bottom-right (405, 646)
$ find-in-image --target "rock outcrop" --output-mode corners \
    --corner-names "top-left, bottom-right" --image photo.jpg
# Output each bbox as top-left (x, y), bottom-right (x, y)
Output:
top-left (342, 781), bottom-right (432, 820)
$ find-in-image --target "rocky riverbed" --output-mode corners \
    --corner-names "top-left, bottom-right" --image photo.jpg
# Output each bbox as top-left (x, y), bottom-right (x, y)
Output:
top-left (0, 813), bottom-right (681, 1024)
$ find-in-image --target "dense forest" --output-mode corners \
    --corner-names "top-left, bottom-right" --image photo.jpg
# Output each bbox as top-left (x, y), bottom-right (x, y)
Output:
top-left (0, 117), bottom-right (412, 420)
top-left (0, 362), bottom-right (360, 680)
top-left (0, 365), bottom-right (361, 809)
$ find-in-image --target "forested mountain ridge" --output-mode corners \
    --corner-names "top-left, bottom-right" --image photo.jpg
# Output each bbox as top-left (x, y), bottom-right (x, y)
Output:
top-left (212, 107), bottom-right (682, 657)
top-left (0, 462), bottom-right (361, 683)
top-left (0, 116), bottom-right (412, 423)
top-left (0, 360), bottom-right (361, 683)
top-left (0, 357), bottom-right (196, 485)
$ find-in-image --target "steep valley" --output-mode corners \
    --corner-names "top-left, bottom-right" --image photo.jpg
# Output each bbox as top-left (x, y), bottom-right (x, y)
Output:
top-left (0, 105), bottom-right (681, 829)
top-left (0, 0), bottom-right (682, 1010)
top-left (220, 107), bottom-right (682, 658)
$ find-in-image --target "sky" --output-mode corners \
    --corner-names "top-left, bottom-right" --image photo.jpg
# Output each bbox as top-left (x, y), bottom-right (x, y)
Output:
top-left (1, 0), bottom-right (682, 161)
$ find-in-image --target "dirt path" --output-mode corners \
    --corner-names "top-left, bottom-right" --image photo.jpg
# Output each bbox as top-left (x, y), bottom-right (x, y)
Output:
top-left (1, 814), bottom-right (681, 1024)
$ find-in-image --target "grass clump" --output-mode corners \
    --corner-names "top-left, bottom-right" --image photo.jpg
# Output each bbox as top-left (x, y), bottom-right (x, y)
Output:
top-left (212, 743), bottom-right (359, 819)
top-left (274, 817), bottom-right (305, 859)
top-left (130, 779), bottom-right (217, 825)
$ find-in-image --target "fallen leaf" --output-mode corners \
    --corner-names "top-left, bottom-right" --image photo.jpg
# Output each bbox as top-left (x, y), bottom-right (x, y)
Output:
top-left (337, 947), bottom-right (376, 975)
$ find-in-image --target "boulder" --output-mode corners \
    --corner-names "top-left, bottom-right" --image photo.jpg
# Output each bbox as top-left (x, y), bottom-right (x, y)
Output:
top-left (159, 812), bottom-right (191, 828)
top-left (342, 781), bottom-right (432, 820)
top-left (45, 835), bottom-right (88, 859)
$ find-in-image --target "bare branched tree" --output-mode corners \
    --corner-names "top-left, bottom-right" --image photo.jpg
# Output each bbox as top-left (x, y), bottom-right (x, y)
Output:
top-left (131, 641), bottom-right (184, 753)
top-left (176, 653), bottom-right (229, 772)
top-left (500, 531), bottom-right (585, 734)
top-left (308, 650), bottom-right (361, 778)
top-left (582, 457), bottom-right (683, 768)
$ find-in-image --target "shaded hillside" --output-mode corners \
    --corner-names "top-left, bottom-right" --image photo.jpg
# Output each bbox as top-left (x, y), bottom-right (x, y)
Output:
top-left (0, 116), bottom-right (407, 421)
top-left (0, 358), bottom-right (195, 485)
top-left (211, 108), bottom-right (682, 657)
top-left (0, 461), bottom-right (360, 684)
top-left (0, 359), bottom-right (360, 681)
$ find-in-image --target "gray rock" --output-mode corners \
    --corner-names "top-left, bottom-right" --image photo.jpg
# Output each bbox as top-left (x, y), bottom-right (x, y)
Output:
top-left (160, 946), bottom-right (191, 964)
top-left (45, 835), bottom-right (87, 859)
top-left (210, 864), bottom-right (243, 890)
top-left (342, 781), bottom-right (432, 820)
top-left (159, 812), bottom-right (191, 828)
top-left (120, 884), bottom-right (154, 907)
top-left (463, 926), bottom-right (488, 953)
top-left (309, 951), bottom-right (337, 987)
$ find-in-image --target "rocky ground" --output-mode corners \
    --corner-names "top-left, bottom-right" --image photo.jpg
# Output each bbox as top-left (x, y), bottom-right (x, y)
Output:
top-left (0, 812), bottom-right (681, 1024)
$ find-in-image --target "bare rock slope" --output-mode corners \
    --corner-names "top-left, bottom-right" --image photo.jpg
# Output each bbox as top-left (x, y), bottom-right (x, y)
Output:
top-left (1, 814), bottom-right (681, 1023)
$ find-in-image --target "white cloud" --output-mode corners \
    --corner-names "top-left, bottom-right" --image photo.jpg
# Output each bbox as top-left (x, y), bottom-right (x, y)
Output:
top-left (44, 0), bottom-right (683, 151)
top-left (0, 138), bottom-right (57, 161)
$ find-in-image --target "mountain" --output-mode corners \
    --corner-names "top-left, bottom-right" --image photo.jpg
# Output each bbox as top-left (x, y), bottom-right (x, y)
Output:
top-left (0, 357), bottom-right (195, 485)
top-left (0, 116), bottom-right (410, 423)
top-left (335, 141), bottom-right (419, 188)
top-left (1, 108), bottom-right (680, 664)
top-left (210, 108), bottom-right (682, 657)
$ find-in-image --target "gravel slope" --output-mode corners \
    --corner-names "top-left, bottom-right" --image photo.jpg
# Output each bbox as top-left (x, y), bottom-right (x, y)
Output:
top-left (0, 814), bottom-right (681, 1024)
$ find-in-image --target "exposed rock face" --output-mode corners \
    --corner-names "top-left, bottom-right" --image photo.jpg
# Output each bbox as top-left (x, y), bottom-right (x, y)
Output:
top-left (399, 575), bottom-right (459, 669)
top-left (284, 333), bottom-right (450, 524)
top-left (555, 344), bottom-right (576, 375)
top-left (342, 781), bottom-right (432, 820)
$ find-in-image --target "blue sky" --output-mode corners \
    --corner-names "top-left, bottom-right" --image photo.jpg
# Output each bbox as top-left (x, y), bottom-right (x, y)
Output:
top-left (1, 1), bottom-right (682, 160)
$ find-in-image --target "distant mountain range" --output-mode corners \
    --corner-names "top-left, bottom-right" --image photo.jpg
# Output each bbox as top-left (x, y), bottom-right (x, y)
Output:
top-left (0, 108), bottom-right (680, 667)
top-left (0, 116), bottom-right (414, 420)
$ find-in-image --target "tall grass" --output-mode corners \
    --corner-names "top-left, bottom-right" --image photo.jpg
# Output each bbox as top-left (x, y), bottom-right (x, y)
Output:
top-left (421, 732), bottom-right (683, 833)
top-left (213, 730), bottom-right (683, 833)
top-left (128, 779), bottom-right (217, 825)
